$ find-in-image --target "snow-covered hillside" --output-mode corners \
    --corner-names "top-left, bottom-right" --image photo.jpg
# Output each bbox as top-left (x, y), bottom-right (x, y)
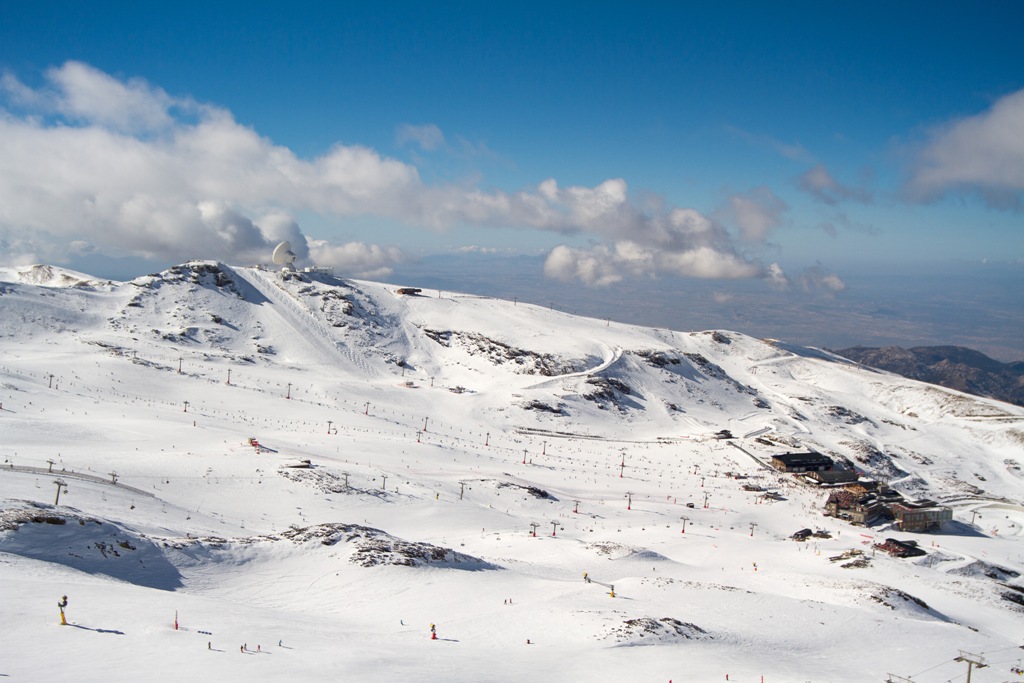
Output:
top-left (2, 262), bottom-right (1022, 682)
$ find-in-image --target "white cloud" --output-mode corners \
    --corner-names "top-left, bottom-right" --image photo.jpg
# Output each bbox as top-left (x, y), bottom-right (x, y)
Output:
top-left (906, 88), bottom-right (1024, 210)
top-left (766, 262), bottom-right (789, 289)
top-left (306, 240), bottom-right (406, 279)
top-left (657, 246), bottom-right (763, 279)
top-left (718, 186), bottom-right (787, 242)
top-left (196, 201), bottom-right (271, 256)
top-left (0, 70), bottom-right (46, 108)
top-left (0, 63), bottom-right (427, 270)
top-left (254, 212), bottom-right (309, 260)
top-left (0, 62), bottom-right (792, 285)
top-left (396, 123), bottom-right (445, 151)
top-left (46, 61), bottom-right (182, 133)
top-left (544, 241), bottom-right (768, 287)
top-left (544, 244), bottom-right (625, 287)
top-left (536, 186), bottom-right (790, 287)
top-left (798, 165), bottom-right (871, 205)
top-left (799, 265), bottom-right (846, 295)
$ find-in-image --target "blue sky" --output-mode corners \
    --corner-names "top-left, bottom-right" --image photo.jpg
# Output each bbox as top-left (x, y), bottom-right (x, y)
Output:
top-left (1, 2), bottom-right (1022, 295)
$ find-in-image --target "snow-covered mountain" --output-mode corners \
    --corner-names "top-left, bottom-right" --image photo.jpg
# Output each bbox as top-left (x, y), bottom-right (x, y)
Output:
top-left (835, 344), bottom-right (1024, 407)
top-left (2, 261), bottom-right (1022, 683)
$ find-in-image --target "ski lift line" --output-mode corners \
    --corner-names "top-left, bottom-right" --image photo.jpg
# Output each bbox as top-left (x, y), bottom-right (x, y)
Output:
top-left (130, 474), bottom-right (269, 482)
top-left (907, 656), bottom-right (969, 680)
top-left (16, 394), bottom-right (719, 480)
top-left (978, 644), bottom-right (1024, 656)
top-left (21, 357), bottom-right (721, 460)
top-left (0, 465), bottom-right (155, 497)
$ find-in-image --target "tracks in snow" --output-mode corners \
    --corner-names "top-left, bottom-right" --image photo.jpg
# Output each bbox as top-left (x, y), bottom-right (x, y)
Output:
top-left (226, 267), bottom-right (377, 378)
top-left (524, 344), bottom-right (623, 390)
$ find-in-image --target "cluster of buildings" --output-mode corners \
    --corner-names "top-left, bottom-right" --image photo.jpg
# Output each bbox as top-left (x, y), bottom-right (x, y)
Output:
top-left (770, 451), bottom-right (953, 533)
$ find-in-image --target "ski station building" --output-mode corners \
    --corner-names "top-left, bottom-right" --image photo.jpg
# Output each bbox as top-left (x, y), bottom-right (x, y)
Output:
top-left (770, 452), bottom-right (835, 473)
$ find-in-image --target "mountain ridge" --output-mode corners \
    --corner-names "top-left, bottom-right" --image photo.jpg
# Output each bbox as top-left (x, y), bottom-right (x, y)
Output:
top-left (835, 344), bottom-right (1024, 407)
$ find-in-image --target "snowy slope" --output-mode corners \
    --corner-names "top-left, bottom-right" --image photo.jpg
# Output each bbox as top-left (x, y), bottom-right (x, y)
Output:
top-left (1, 262), bottom-right (1022, 683)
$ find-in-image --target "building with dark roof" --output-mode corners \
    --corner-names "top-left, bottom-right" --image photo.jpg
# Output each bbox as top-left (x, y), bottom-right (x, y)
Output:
top-left (770, 452), bottom-right (834, 473)
top-left (806, 469), bottom-right (858, 485)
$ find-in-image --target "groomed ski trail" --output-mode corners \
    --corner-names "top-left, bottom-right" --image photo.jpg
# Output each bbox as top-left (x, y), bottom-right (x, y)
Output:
top-left (524, 344), bottom-right (624, 389)
top-left (226, 266), bottom-right (378, 378)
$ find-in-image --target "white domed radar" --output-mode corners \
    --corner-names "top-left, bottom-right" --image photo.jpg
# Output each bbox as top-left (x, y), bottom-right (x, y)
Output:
top-left (271, 241), bottom-right (297, 270)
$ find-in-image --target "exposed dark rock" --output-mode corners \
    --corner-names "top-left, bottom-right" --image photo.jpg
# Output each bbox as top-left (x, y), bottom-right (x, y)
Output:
top-left (582, 377), bottom-right (639, 411)
top-left (826, 405), bottom-right (873, 425)
top-left (606, 617), bottom-right (711, 643)
top-left (1001, 584), bottom-right (1024, 609)
top-left (634, 350), bottom-right (682, 368)
top-left (683, 352), bottom-right (757, 395)
top-left (871, 588), bottom-right (930, 610)
top-left (521, 399), bottom-right (565, 415)
top-left (422, 329), bottom-right (576, 376)
top-left (164, 522), bottom-right (499, 570)
top-left (684, 352), bottom-right (727, 379)
top-left (497, 482), bottom-right (555, 500)
top-left (276, 523), bottom-right (499, 569)
top-left (949, 560), bottom-right (1020, 581)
